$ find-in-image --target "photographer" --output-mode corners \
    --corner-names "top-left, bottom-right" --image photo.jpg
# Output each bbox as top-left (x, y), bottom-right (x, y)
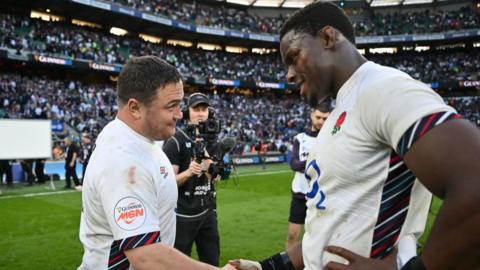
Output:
top-left (163, 93), bottom-right (221, 266)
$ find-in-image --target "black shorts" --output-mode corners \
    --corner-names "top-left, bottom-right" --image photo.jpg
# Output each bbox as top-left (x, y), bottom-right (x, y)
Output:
top-left (288, 193), bottom-right (307, 224)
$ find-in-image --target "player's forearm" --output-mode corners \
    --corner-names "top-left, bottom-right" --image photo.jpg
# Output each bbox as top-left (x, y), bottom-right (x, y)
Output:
top-left (287, 241), bottom-right (304, 269)
top-left (126, 243), bottom-right (218, 270)
top-left (156, 246), bottom-right (219, 270)
top-left (421, 189), bottom-right (480, 270)
top-left (289, 159), bottom-right (306, 172)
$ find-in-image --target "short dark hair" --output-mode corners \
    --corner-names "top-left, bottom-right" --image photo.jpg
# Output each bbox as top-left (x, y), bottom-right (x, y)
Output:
top-left (313, 99), bottom-right (332, 113)
top-left (117, 56), bottom-right (182, 105)
top-left (280, 1), bottom-right (356, 45)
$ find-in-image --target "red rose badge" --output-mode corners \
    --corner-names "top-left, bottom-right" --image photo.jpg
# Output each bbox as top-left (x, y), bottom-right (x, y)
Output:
top-left (331, 111), bottom-right (347, 135)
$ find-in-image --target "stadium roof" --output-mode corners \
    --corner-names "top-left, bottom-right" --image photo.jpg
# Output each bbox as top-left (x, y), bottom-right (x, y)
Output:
top-left (217, 0), bottom-right (451, 8)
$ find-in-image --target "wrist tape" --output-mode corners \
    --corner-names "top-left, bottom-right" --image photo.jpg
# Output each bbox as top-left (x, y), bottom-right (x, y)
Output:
top-left (259, 252), bottom-right (295, 270)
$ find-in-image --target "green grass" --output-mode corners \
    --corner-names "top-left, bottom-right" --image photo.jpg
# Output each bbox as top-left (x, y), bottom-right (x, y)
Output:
top-left (0, 192), bottom-right (83, 270)
top-left (0, 163), bottom-right (439, 269)
top-left (418, 196), bottom-right (442, 248)
top-left (0, 180), bottom-right (70, 197)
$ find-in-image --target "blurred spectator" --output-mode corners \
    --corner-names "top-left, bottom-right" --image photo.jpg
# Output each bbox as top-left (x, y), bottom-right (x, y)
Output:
top-left (20, 159), bottom-right (35, 186)
top-left (52, 143), bottom-right (65, 160)
top-left (64, 137), bottom-right (80, 189)
top-left (34, 159), bottom-right (46, 184)
top-left (0, 160), bottom-right (13, 187)
top-left (79, 133), bottom-right (94, 180)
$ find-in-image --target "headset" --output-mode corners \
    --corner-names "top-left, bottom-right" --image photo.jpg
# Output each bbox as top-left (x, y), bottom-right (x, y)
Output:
top-left (182, 93), bottom-right (215, 121)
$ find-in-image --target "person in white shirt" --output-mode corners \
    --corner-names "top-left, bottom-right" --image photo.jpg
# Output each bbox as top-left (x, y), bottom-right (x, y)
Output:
top-left (231, 2), bottom-right (480, 270)
top-left (78, 55), bottom-right (235, 270)
top-left (285, 104), bottom-right (330, 250)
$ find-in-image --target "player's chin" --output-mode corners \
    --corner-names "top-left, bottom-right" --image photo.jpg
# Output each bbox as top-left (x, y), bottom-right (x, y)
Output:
top-left (165, 126), bottom-right (176, 138)
top-left (157, 126), bottom-right (176, 141)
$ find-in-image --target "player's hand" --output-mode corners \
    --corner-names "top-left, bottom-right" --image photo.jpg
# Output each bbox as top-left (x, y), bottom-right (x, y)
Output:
top-left (221, 263), bottom-right (238, 270)
top-left (188, 161), bottom-right (203, 176)
top-left (324, 246), bottom-right (397, 270)
top-left (228, 259), bottom-right (262, 270)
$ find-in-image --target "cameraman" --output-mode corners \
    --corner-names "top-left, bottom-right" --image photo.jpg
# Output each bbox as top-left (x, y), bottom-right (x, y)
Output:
top-left (163, 93), bottom-right (221, 266)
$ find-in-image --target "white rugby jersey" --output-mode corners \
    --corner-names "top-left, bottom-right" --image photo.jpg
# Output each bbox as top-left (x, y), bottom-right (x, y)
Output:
top-left (302, 62), bottom-right (459, 269)
top-left (78, 119), bottom-right (178, 270)
top-left (291, 132), bottom-right (318, 194)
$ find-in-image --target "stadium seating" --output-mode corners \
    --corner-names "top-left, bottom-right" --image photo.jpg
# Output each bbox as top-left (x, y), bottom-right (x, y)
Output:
top-left (108, 0), bottom-right (479, 35)
top-left (1, 73), bottom-right (479, 154)
top-left (0, 2), bottom-right (479, 155)
top-left (1, 13), bottom-right (479, 85)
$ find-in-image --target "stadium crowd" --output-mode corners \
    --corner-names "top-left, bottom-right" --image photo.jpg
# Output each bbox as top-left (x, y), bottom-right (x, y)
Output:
top-left (0, 13), bottom-right (286, 82)
top-left (370, 50), bottom-right (480, 84)
top-left (1, 73), bottom-right (479, 155)
top-left (0, 73), bottom-right (117, 138)
top-left (112, 0), bottom-right (286, 34)
top-left (110, 0), bottom-right (479, 35)
top-left (355, 5), bottom-right (480, 36)
top-left (1, 4), bottom-right (479, 157)
top-left (1, 13), bottom-right (479, 85)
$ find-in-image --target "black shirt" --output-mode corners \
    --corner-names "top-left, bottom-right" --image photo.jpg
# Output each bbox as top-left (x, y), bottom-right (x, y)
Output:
top-left (65, 143), bottom-right (79, 167)
top-left (163, 128), bottom-right (218, 219)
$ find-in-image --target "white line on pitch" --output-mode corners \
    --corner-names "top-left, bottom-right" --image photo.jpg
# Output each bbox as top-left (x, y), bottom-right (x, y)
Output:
top-left (0, 190), bottom-right (77, 200)
top-left (237, 170), bottom-right (292, 177)
top-left (0, 170), bottom-right (292, 199)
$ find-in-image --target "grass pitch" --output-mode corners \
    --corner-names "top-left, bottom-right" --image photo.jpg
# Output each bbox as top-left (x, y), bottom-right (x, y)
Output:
top-left (0, 163), bottom-right (439, 269)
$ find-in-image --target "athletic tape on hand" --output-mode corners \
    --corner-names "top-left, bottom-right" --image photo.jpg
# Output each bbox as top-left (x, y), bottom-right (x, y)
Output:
top-left (237, 259), bottom-right (262, 270)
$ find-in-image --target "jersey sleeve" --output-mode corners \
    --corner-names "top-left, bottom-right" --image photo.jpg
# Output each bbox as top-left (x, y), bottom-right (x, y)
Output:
top-left (358, 75), bottom-right (459, 157)
top-left (98, 159), bottom-right (161, 242)
top-left (290, 135), bottom-right (306, 172)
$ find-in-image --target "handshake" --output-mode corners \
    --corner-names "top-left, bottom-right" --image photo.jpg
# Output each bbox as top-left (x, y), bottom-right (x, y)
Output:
top-left (220, 250), bottom-right (296, 270)
top-left (219, 243), bottom-right (402, 270)
top-left (221, 259), bottom-right (261, 270)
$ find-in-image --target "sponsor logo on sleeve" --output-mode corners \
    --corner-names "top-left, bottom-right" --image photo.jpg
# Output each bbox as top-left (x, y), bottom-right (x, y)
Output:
top-left (114, 197), bottom-right (146, 231)
top-left (160, 166), bottom-right (169, 179)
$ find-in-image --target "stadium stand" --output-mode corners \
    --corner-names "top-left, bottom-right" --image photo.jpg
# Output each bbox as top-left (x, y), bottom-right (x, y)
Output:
top-left (1, 13), bottom-right (479, 85)
top-left (108, 0), bottom-right (479, 35)
top-left (0, 0), bottom-right (479, 162)
top-left (1, 72), bottom-right (479, 155)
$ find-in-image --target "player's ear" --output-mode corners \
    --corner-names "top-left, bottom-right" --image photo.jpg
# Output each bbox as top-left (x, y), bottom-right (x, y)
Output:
top-left (127, 98), bottom-right (143, 120)
top-left (317, 26), bottom-right (337, 49)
